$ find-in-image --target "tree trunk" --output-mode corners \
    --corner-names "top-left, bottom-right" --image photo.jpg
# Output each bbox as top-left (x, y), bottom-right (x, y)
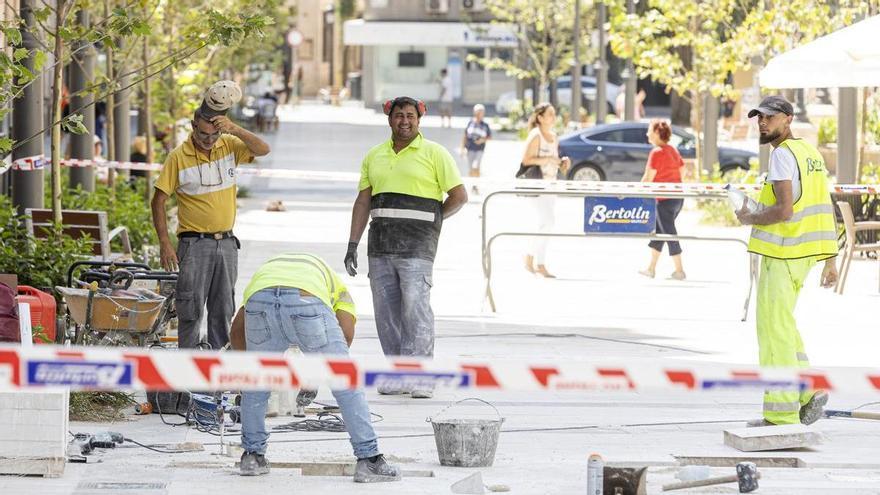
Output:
top-left (692, 93), bottom-right (703, 181)
top-left (670, 90), bottom-right (691, 127)
top-left (104, 0), bottom-right (115, 192)
top-left (143, 38), bottom-right (153, 165)
top-left (142, 21), bottom-right (154, 200)
top-left (538, 75), bottom-right (548, 104)
top-left (858, 87), bottom-right (869, 181)
top-left (50, 1), bottom-right (67, 226)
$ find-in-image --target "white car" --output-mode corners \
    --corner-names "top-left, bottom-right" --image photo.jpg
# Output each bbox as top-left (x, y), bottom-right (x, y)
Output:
top-left (495, 76), bottom-right (620, 115)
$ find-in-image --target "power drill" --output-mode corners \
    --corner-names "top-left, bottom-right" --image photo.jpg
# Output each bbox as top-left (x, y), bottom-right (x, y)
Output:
top-left (68, 431), bottom-right (124, 455)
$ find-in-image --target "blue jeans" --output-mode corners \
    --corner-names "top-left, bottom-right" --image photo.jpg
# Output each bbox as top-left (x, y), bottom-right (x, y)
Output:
top-left (368, 256), bottom-right (434, 357)
top-left (240, 287), bottom-right (379, 458)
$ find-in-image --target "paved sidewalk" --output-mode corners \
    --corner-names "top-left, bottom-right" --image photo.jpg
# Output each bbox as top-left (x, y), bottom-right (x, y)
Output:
top-left (4, 113), bottom-right (879, 493)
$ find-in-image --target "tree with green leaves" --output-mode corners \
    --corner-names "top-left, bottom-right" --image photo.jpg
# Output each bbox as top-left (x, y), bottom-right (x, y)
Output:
top-left (609, 0), bottom-right (880, 178)
top-left (470, 0), bottom-right (596, 108)
top-left (2, 0), bottom-right (274, 220)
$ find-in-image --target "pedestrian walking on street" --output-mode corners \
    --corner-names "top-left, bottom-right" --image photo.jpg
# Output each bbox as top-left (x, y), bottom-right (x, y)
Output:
top-left (439, 69), bottom-right (454, 128)
top-left (230, 253), bottom-right (401, 483)
top-left (520, 103), bottom-right (569, 278)
top-left (151, 81), bottom-right (270, 350)
top-left (639, 119), bottom-right (686, 280)
top-left (344, 96), bottom-right (468, 398)
top-left (461, 103), bottom-right (491, 195)
top-left (736, 95), bottom-right (838, 426)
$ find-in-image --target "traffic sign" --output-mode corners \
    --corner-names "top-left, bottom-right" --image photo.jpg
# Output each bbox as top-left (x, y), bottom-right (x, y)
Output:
top-left (287, 30), bottom-right (303, 47)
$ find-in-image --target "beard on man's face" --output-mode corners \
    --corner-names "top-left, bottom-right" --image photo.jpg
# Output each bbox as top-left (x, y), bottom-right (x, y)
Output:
top-left (759, 130), bottom-right (780, 145)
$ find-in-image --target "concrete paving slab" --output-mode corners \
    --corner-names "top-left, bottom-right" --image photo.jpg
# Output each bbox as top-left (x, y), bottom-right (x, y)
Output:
top-left (724, 425), bottom-right (824, 452)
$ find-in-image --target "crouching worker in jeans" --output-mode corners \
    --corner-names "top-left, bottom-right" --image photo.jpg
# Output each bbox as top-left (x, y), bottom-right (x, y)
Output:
top-left (230, 252), bottom-right (400, 482)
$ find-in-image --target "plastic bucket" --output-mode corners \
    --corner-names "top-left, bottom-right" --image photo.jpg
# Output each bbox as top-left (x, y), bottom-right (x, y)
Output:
top-left (427, 398), bottom-right (503, 467)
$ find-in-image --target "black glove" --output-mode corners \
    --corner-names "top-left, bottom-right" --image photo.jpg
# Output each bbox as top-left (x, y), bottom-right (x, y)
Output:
top-left (344, 241), bottom-right (358, 276)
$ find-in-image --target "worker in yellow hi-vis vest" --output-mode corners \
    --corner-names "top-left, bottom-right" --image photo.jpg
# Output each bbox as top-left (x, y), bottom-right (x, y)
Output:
top-left (736, 95), bottom-right (839, 427)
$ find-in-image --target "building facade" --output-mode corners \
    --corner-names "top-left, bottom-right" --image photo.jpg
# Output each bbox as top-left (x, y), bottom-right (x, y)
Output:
top-left (344, 0), bottom-right (517, 107)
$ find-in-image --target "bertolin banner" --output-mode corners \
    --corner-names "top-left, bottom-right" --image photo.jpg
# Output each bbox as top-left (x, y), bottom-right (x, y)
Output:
top-left (584, 197), bottom-right (656, 234)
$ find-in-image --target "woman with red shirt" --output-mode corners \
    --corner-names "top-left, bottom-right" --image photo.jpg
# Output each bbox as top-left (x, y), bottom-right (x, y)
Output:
top-left (639, 120), bottom-right (686, 280)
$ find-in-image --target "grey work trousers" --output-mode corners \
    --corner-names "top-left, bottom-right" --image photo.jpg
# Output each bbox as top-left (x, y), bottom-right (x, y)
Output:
top-left (174, 236), bottom-right (238, 349)
top-left (368, 256), bottom-right (435, 357)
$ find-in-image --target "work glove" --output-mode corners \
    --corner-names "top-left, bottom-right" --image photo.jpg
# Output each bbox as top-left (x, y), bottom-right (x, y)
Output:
top-left (344, 241), bottom-right (358, 276)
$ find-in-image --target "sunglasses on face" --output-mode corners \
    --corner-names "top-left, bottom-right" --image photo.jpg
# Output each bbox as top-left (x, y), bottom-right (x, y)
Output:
top-left (193, 125), bottom-right (220, 141)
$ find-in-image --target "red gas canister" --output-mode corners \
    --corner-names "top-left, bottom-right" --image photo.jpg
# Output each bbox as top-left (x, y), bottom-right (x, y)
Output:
top-left (17, 286), bottom-right (56, 343)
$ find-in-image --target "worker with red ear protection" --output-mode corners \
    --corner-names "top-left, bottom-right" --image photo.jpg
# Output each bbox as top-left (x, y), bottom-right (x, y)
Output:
top-left (345, 96), bottom-right (468, 399)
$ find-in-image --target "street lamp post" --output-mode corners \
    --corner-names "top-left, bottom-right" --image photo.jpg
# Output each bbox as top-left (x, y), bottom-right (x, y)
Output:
top-left (287, 29), bottom-right (303, 105)
top-left (595, 1), bottom-right (608, 124)
top-left (623, 0), bottom-right (636, 121)
top-left (570, 0), bottom-right (582, 125)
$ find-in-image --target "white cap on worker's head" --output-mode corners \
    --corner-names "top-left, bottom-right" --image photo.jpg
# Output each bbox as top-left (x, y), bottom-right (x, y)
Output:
top-left (203, 80), bottom-right (243, 112)
top-left (473, 104), bottom-right (485, 114)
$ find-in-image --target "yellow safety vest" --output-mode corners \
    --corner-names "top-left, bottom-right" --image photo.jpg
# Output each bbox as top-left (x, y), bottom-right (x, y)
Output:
top-left (747, 139), bottom-right (838, 260)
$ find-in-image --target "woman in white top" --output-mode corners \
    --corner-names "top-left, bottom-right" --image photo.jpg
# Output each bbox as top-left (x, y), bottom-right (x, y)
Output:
top-left (520, 103), bottom-right (570, 278)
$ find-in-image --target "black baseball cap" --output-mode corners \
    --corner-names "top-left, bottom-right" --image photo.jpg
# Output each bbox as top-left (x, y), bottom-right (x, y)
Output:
top-left (748, 95), bottom-right (794, 118)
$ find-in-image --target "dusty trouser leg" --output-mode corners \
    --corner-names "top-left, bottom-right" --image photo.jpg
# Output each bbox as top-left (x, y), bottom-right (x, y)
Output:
top-left (396, 257), bottom-right (435, 358)
top-left (368, 256), bottom-right (403, 356)
top-left (174, 238), bottom-right (216, 349)
top-left (395, 257), bottom-right (435, 397)
top-left (205, 237), bottom-right (238, 350)
top-left (756, 256), bottom-right (816, 424)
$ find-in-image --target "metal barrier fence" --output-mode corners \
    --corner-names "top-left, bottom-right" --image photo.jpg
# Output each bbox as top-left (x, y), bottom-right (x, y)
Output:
top-left (482, 182), bottom-right (760, 320)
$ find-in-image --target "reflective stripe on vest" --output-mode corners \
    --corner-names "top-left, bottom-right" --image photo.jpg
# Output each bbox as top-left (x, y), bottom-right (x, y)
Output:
top-left (748, 139), bottom-right (838, 260)
top-left (371, 208), bottom-right (436, 222)
top-left (763, 400), bottom-right (801, 412)
top-left (368, 192), bottom-right (443, 260)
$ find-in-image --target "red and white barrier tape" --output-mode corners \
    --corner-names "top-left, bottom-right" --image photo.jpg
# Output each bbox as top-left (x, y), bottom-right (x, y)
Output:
top-left (1, 155), bottom-right (162, 173)
top-left (234, 168), bottom-right (880, 196)
top-left (1, 344), bottom-right (878, 394)
top-left (4, 157), bottom-right (878, 195)
top-left (61, 158), bottom-right (163, 172)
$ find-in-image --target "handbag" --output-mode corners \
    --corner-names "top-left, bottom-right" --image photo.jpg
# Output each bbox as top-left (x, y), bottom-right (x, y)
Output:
top-left (516, 163), bottom-right (543, 180)
top-left (515, 163), bottom-right (543, 197)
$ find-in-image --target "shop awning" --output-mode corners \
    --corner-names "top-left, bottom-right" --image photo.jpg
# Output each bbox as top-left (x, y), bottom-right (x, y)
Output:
top-left (343, 19), bottom-right (517, 48)
top-left (759, 15), bottom-right (880, 88)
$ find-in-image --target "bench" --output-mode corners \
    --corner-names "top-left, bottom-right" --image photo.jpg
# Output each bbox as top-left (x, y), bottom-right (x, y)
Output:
top-left (24, 209), bottom-right (132, 261)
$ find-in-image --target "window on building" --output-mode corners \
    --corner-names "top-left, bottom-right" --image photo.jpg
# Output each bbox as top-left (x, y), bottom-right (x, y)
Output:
top-left (464, 48), bottom-right (514, 71)
top-left (398, 51), bottom-right (426, 67)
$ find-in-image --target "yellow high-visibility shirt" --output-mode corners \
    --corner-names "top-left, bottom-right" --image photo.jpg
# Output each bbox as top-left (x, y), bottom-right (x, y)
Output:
top-left (359, 133), bottom-right (462, 200)
top-left (242, 253), bottom-right (356, 319)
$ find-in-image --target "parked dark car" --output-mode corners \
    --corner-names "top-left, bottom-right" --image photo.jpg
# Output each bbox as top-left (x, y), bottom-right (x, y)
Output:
top-left (558, 122), bottom-right (758, 182)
